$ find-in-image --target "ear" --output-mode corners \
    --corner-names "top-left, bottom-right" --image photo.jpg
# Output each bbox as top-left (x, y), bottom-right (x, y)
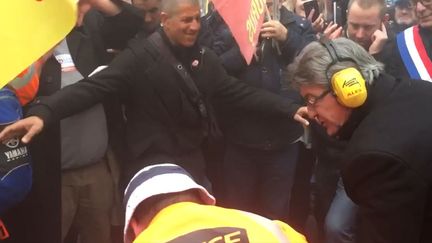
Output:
top-left (160, 11), bottom-right (169, 27)
top-left (128, 217), bottom-right (140, 239)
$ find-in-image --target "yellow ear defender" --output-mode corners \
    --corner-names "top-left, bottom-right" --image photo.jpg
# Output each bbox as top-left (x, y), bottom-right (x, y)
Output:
top-left (320, 38), bottom-right (367, 108)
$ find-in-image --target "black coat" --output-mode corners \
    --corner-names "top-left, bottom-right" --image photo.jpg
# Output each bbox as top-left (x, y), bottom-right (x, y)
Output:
top-left (377, 38), bottom-right (410, 80)
top-left (27, 30), bottom-right (302, 188)
top-left (377, 25), bottom-right (432, 80)
top-left (339, 74), bottom-right (432, 243)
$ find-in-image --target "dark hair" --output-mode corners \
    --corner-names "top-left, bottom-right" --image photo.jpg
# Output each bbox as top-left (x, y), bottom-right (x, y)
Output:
top-left (394, 0), bottom-right (413, 8)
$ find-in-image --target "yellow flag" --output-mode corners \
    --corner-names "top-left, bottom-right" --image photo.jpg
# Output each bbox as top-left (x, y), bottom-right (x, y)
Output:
top-left (0, 0), bottom-right (77, 88)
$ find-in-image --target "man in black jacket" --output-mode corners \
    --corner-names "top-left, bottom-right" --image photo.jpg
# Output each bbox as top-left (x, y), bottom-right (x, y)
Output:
top-left (390, 0), bottom-right (416, 33)
top-left (199, 1), bottom-right (314, 220)
top-left (0, 0), bottom-right (307, 204)
top-left (289, 37), bottom-right (432, 243)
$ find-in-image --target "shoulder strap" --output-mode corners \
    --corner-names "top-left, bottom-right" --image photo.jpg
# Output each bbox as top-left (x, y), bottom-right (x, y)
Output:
top-left (147, 32), bottom-right (209, 119)
top-left (147, 32), bottom-right (223, 140)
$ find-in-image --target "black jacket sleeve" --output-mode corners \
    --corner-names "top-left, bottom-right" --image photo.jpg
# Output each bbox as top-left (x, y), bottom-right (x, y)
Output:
top-left (27, 48), bottom-right (140, 126)
top-left (198, 48), bottom-right (302, 118)
top-left (100, 2), bottom-right (142, 50)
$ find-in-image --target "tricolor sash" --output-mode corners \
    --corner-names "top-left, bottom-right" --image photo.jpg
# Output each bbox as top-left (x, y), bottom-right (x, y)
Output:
top-left (397, 25), bottom-right (432, 81)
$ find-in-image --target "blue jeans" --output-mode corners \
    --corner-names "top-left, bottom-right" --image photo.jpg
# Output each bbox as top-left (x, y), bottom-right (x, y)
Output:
top-left (223, 142), bottom-right (300, 220)
top-left (325, 177), bottom-right (357, 243)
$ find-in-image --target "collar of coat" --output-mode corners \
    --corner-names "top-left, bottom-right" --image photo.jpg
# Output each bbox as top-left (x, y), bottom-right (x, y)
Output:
top-left (335, 73), bottom-right (399, 140)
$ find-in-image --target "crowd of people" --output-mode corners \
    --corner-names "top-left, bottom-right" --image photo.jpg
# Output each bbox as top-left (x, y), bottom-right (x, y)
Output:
top-left (0, 0), bottom-right (431, 242)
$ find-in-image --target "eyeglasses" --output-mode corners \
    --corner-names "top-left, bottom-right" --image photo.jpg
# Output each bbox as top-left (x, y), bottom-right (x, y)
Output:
top-left (303, 89), bottom-right (332, 106)
top-left (411, 0), bottom-right (432, 7)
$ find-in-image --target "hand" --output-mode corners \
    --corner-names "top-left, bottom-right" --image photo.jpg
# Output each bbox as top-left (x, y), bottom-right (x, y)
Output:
top-left (308, 11), bottom-right (325, 33)
top-left (294, 106), bottom-right (310, 126)
top-left (322, 21), bottom-right (343, 40)
top-left (78, 0), bottom-right (121, 16)
top-left (76, 0), bottom-right (121, 26)
top-left (261, 20), bottom-right (288, 42)
top-left (0, 116), bottom-right (44, 144)
top-left (369, 23), bottom-right (388, 55)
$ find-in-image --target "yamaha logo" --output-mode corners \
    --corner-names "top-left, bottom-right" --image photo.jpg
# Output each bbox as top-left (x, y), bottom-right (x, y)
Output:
top-left (5, 138), bottom-right (20, 149)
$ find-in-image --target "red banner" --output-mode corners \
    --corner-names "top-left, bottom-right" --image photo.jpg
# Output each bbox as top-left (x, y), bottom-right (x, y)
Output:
top-left (211, 0), bottom-right (266, 64)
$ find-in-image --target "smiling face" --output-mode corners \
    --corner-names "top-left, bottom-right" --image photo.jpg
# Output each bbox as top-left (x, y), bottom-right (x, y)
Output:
top-left (300, 85), bottom-right (353, 136)
top-left (160, 1), bottom-right (201, 47)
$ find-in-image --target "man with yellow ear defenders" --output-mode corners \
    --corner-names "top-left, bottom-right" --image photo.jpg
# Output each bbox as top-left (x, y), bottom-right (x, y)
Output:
top-left (312, 37), bottom-right (366, 243)
top-left (289, 37), bottom-right (432, 243)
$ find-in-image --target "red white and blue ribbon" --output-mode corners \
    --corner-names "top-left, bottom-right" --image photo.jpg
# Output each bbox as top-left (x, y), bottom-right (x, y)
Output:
top-left (397, 25), bottom-right (432, 82)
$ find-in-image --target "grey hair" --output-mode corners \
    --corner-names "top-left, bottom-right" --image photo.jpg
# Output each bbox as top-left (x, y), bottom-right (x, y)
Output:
top-left (287, 37), bottom-right (384, 90)
top-left (161, 0), bottom-right (200, 15)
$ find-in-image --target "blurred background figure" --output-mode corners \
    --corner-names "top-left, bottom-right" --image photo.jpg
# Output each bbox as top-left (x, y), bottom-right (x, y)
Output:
top-left (390, 0), bottom-right (416, 32)
top-left (380, 0), bottom-right (432, 80)
top-left (131, 0), bottom-right (162, 38)
top-left (283, 0), bottom-right (329, 33)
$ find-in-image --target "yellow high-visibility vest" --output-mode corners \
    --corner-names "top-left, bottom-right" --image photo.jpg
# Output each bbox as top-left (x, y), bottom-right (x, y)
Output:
top-left (134, 202), bottom-right (307, 243)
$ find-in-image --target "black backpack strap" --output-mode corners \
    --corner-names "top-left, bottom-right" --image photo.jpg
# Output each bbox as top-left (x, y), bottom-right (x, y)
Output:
top-left (147, 32), bottom-right (216, 137)
top-left (148, 32), bottom-right (208, 117)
